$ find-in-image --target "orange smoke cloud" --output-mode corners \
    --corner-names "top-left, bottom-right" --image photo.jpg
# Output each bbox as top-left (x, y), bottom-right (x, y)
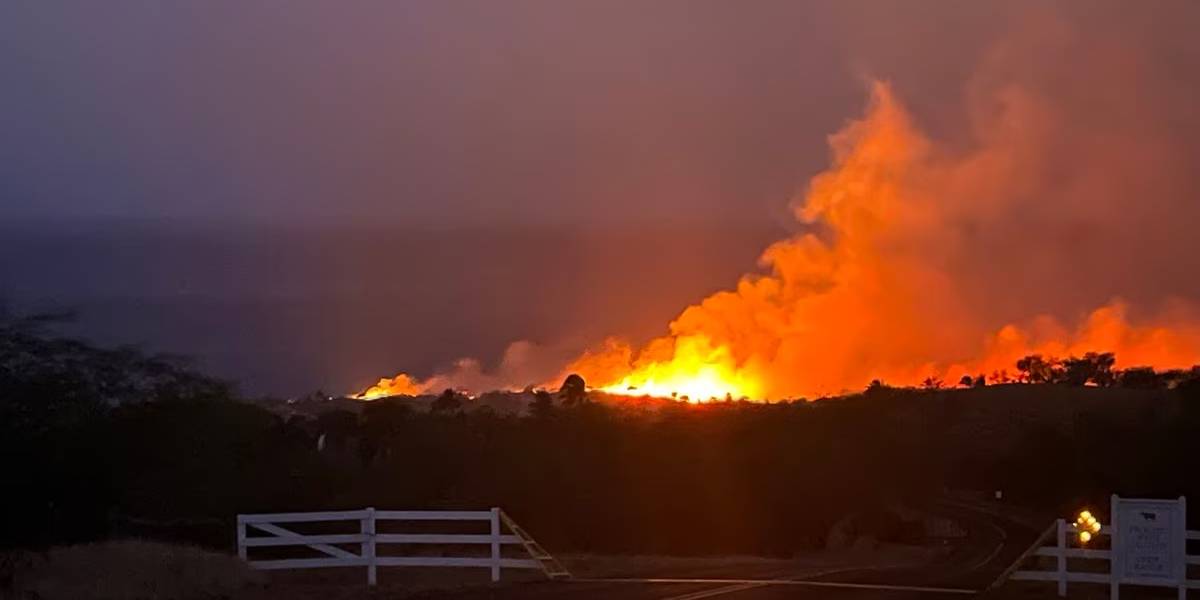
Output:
top-left (559, 82), bottom-right (1200, 399)
top-left (958, 301), bottom-right (1200, 382)
top-left (356, 76), bottom-right (1200, 401)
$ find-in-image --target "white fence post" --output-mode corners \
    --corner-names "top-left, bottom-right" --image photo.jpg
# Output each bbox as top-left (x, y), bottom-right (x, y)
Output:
top-left (236, 515), bottom-right (247, 561)
top-left (1057, 518), bottom-right (1067, 597)
top-left (490, 507), bottom-right (501, 582)
top-left (1111, 494), bottom-right (1120, 600)
top-left (1179, 496), bottom-right (1187, 600)
top-left (363, 507), bottom-right (377, 586)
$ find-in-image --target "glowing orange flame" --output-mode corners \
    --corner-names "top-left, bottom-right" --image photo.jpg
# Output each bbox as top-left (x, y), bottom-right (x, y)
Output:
top-left (593, 335), bottom-right (762, 402)
top-left (356, 373), bottom-right (421, 400)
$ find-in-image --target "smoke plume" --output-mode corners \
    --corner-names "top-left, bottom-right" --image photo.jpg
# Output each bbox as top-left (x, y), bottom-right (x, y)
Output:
top-left (360, 11), bottom-right (1200, 400)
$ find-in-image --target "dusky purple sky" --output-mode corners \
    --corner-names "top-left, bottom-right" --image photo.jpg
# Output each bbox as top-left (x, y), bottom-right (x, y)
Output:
top-left (1, 1), bottom-right (1060, 227)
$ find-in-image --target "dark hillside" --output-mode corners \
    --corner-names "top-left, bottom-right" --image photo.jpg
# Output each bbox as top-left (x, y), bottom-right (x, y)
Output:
top-left (5, 314), bottom-right (1200, 555)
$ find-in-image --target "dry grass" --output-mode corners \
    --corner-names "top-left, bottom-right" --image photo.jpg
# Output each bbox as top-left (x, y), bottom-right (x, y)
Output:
top-left (10, 540), bottom-right (264, 600)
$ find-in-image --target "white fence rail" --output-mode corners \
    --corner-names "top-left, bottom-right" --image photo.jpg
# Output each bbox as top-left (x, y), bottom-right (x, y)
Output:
top-left (1012, 518), bottom-right (1200, 598)
top-left (236, 507), bottom-right (544, 585)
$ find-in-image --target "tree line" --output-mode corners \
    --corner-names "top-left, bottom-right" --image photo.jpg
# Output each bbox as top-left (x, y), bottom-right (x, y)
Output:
top-left (911, 351), bottom-right (1200, 391)
top-left (5, 309), bottom-right (1200, 556)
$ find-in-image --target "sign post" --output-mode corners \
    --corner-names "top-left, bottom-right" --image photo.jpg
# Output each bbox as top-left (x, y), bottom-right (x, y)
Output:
top-left (1110, 495), bottom-right (1187, 600)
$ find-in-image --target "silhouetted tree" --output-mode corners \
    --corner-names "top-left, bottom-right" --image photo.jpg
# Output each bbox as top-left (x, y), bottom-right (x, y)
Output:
top-left (960, 374), bottom-right (986, 388)
top-left (559, 373), bottom-right (588, 406)
top-left (1016, 354), bottom-right (1061, 384)
top-left (1178, 371), bottom-right (1200, 397)
top-left (864, 379), bottom-right (889, 398)
top-left (314, 409), bottom-right (359, 450)
top-left (0, 308), bottom-right (237, 548)
top-left (362, 398), bottom-right (412, 436)
top-left (529, 390), bottom-right (555, 418)
top-left (361, 399), bottom-right (413, 463)
top-left (921, 376), bottom-right (944, 390)
top-left (1175, 373), bottom-right (1200, 426)
top-left (430, 388), bottom-right (463, 415)
top-left (107, 398), bottom-right (334, 525)
top-left (1062, 352), bottom-right (1116, 386)
top-left (1117, 366), bottom-right (1163, 389)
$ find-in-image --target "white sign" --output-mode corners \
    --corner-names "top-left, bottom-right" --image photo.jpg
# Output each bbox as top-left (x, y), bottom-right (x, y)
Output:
top-left (1112, 495), bottom-right (1186, 590)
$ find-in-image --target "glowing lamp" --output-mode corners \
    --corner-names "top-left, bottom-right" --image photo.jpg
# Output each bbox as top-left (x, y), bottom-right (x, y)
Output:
top-left (1074, 508), bottom-right (1103, 544)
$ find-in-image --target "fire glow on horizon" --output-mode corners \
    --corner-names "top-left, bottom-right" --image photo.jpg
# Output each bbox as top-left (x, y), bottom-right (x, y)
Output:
top-left (356, 81), bottom-right (1200, 403)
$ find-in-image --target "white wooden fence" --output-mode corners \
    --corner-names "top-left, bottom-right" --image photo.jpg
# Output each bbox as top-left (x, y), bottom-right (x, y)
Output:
top-left (236, 507), bottom-right (551, 585)
top-left (1012, 518), bottom-right (1200, 598)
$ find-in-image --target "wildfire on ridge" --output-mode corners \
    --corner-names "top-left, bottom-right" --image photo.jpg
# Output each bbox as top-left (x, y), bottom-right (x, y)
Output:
top-left (353, 80), bottom-right (1200, 403)
top-left (357, 373), bottom-right (421, 401)
top-left (592, 335), bottom-right (762, 402)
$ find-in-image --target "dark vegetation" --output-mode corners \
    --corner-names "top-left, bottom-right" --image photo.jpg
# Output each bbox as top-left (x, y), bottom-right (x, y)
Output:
top-left (5, 310), bottom-right (1200, 557)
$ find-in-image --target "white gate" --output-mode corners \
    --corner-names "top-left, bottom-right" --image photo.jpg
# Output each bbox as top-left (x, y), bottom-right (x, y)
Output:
top-left (236, 507), bottom-right (568, 585)
top-left (1011, 495), bottom-right (1197, 599)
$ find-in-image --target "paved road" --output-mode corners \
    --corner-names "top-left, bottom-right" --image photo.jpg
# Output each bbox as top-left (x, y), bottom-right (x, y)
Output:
top-left (414, 501), bottom-right (1039, 600)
